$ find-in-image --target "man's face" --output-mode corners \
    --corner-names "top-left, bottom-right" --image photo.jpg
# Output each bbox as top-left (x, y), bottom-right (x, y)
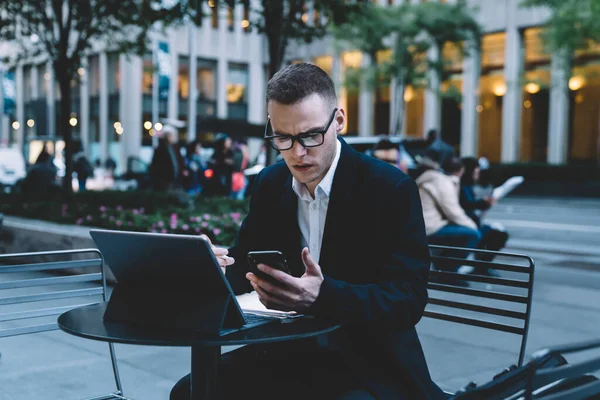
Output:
top-left (267, 94), bottom-right (345, 193)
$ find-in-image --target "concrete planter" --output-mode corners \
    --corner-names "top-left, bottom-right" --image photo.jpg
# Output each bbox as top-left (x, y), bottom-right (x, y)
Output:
top-left (0, 215), bottom-right (116, 283)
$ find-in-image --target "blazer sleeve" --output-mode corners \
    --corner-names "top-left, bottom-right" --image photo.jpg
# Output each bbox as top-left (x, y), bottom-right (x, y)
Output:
top-left (308, 178), bottom-right (431, 328)
top-left (225, 171), bottom-right (265, 295)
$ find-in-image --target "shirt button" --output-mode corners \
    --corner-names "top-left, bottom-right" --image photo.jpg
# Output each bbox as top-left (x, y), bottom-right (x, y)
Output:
top-left (311, 203), bottom-right (317, 210)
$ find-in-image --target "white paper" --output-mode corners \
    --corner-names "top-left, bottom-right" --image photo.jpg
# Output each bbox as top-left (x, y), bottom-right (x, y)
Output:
top-left (236, 291), bottom-right (301, 318)
top-left (492, 176), bottom-right (524, 200)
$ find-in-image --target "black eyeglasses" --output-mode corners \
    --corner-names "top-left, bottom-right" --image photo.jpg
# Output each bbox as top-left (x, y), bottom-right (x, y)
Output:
top-left (264, 108), bottom-right (338, 151)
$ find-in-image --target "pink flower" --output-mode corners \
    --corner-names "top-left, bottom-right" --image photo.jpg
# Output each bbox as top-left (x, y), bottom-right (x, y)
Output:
top-left (195, 227), bottom-right (201, 233)
top-left (201, 222), bottom-right (209, 228)
top-left (151, 229), bottom-right (157, 233)
top-left (133, 209), bottom-right (139, 215)
top-left (86, 215), bottom-right (92, 221)
top-left (170, 223), bottom-right (177, 230)
top-left (75, 218), bottom-right (83, 225)
top-left (116, 220), bottom-right (122, 226)
top-left (182, 224), bottom-right (189, 231)
top-left (157, 221), bottom-right (164, 228)
top-left (230, 212), bottom-right (241, 220)
top-left (203, 214), bottom-right (211, 220)
top-left (161, 229), bottom-right (167, 233)
top-left (213, 228), bottom-right (221, 236)
top-left (116, 206), bottom-right (123, 211)
top-left (99, 206), bottom-right (107, 212)
top-left (140, 208), bottom-right (145, 214)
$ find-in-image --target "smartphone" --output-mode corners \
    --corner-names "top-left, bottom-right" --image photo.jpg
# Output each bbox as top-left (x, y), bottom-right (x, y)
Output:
top-left (247, 250), bottom-right (292, 281)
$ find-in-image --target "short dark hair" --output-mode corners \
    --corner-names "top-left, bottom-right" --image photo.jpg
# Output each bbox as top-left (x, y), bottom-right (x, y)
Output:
top-left (442, 157), bottom-right (464, 175)
top-left (266, 63), bottom-right (337, 107)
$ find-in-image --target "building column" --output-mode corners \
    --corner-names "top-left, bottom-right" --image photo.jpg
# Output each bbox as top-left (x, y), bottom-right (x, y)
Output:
top-left (358, 54), bottom-right (374, 137)
top-left (248, 23), bottom-right (265, 125)
top-left (15, 65), bottom-right (24, 150)
top-left (0, 70), bottom-right (5, 146)
top-left (99, 53), bottom-right (109, 164)
top-left (547, 51), bottom-right (570, 165)
top-left (80, 58), bottom-right (90, 157)
top-left (46, 63), bottom-right (55, 138)
top-left (234, 2), bottom-right (244, 56)
top-left (424, 45), bottom-right (441, 137)
top-left (119, 55), bottom-right (143, 175)
top-left (217, 6), bottom-right (229, 120)
top-left (501, 0), bottom-right (523, 163)
top-left (460, 44), bottom-right (481, 157)
top-left (188, 24), bottom-right (198, 141)
top-left (168, 31), bottom-right (178, 122)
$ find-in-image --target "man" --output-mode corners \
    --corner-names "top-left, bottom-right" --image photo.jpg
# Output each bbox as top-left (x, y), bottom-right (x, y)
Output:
top-left (426, 129), bottom-right (455, 170)
top-left (171, 63), bottom-right (444, 399)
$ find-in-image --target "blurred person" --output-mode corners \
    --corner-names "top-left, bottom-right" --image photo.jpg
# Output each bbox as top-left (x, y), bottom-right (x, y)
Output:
top-left (170, 63), bottom-right (444, 400)
top-left (35, 142), bottom-right (53, 165)
top-left (210, 133), bottom-right (234, 196)
top-left (426, 129), bottom-right (455, 170)
top-left (230, 138), bottom-right (249, 199)
top-left (373, 136), bottom-right (400, 168)
top-left (184, 140), bottom-right (206, 195)
top-left (460, 157), bottom-right (509, 274)
top-left (416, 154), bottom-right (481, 276)
top-left (105, 157), bottom-right (117, 177)
top-left (149, 125), bottom-right (184, 191)
top-left (72, 145), bottom-right (94, 192)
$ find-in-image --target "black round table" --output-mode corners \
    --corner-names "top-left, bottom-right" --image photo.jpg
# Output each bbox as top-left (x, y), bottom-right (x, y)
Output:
top-left (58, 302), bottom-right (340, 400)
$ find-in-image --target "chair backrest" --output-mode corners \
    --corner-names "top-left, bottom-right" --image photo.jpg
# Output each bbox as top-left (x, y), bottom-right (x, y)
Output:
top-left (526, 339), bottom-right (600, 400)
top-left (0, 248), bottom-right (123, 398)
top-left (425, 245), bottom-right (535, 368)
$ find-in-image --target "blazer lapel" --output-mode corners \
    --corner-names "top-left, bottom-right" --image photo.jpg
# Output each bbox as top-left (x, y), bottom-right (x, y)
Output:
top-left (280, 174), bottom-right (304, 277)
top-left (319, 139), bottom-right (359, 272)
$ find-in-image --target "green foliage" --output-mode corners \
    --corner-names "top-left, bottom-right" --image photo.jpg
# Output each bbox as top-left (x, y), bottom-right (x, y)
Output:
top-left (521, 0), bottom-right (600, 54)
top-left (0, 192), bottom-right (250, 246)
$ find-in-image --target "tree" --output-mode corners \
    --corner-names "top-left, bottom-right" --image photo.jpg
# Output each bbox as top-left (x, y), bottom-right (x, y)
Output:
top-left (521, 0), bottom-right (600, 55)
top-left (333, 2), bottom-right (480, 135)
top-left (0, 1), bottom-right (186, 197)
top-left (244, 0), bottom-right (360, 78)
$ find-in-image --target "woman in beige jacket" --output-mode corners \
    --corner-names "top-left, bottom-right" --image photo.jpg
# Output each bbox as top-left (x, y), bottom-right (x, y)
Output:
top-left (415, 157), bottom-right (481, 271)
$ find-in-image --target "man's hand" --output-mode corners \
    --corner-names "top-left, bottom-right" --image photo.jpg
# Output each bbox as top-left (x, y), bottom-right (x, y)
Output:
top-left (484, 196), bottom-right (496, 206)
top-left (245, 248), bottom-right (324, 312)
top-left (199, 234), bottom-right (234, 274)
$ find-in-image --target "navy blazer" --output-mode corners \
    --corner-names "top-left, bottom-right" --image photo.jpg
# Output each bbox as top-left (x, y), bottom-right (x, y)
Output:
top-left (227, 138), bottom-right (444, 399)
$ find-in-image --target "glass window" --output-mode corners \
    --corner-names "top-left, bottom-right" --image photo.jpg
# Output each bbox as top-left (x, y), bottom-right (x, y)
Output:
top-left (37, 65), bottom-right (48, 98)
top-left (569, 63), bottom-right (600, 163)
top-left (22, 66), bottom-right (32, 102)
top-left (341, 51), bottom-right (362, 135)
top-left (107, 53), bottom-right (120, 94)
top-left (478, 33), bottom-right (507, 162)
top-left (142, 52), bottom-right (153, 95)
top-left (521, 28), bottom-right (551, 163)
top-left (227, 63), bottom-right (248, 103)
top-left (197, 59), bottom-right (217, 100)
top-left (313, 55), bottom-right (333, 76)
top-left (89, 56), bottom-right (100, 96)
top-left (178, 56), bottom-right (190, 99)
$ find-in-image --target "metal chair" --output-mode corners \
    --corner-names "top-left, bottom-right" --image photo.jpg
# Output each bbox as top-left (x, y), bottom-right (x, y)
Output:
top-left (525, 339), bottom-right (600, 399)
top-left (0, 248), bottom-right (126, 400)
top-left (425, 245), bottom-right (535, 396)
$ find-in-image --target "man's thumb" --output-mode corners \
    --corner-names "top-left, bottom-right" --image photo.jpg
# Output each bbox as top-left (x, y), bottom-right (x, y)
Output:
top-left (302, 248), bottom-right (321, 276)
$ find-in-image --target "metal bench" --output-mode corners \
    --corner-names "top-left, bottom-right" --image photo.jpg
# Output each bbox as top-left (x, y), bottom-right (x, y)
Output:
top-left (0, 248), bottom-right (127, 400)
top-left (425, 245), bottom-right (535, 396)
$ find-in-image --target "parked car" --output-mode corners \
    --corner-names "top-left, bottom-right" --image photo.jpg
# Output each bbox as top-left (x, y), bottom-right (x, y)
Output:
top-left (0, 148), bottom-right (27, 193)
top-left (343, 135), bottom-right (424, 175)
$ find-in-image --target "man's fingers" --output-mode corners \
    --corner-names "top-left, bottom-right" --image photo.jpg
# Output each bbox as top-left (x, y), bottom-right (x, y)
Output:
top-left (217, 256), bottom-right (235, 267)
top-left (256, 264), bottom-right (298, 287)
top-left (250, 282), bottom-right (293, 311)
top-left (212, 247), bottom-right (229, 257)
top-left (199, 234), bottom-right (212, 246)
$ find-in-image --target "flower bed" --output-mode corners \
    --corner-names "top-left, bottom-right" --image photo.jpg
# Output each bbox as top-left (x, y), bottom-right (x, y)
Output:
top-left (0, 191), bottom-right (249, 246)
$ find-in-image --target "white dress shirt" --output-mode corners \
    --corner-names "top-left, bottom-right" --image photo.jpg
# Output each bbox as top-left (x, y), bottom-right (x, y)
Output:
top-left (292, 140), bottom-right (342, 265)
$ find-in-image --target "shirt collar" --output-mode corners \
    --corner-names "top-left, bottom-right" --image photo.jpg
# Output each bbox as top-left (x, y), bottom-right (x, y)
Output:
top-left (292, 139), bottom-right (342, 201)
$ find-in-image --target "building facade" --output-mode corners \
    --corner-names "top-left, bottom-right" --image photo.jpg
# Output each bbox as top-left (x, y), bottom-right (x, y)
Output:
top-left (1, 0), bottom-right (599, 172)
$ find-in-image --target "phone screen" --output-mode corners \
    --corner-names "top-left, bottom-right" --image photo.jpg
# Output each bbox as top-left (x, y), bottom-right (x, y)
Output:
top-left (247, 251), bottom-right (292, 280)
